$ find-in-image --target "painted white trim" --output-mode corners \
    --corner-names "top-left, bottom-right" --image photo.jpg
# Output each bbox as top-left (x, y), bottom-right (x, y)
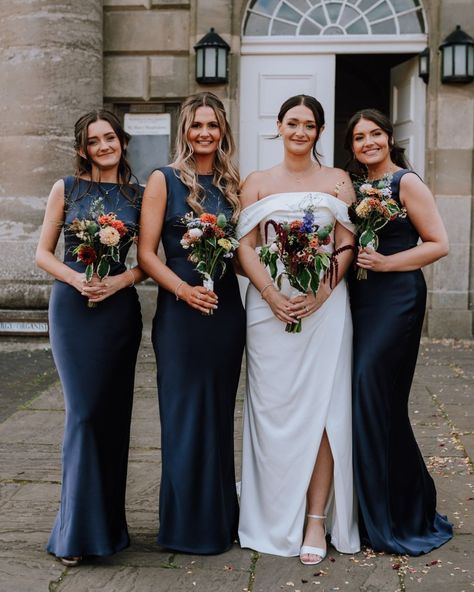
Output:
top-left (241, 34), bottom-right (427, 55)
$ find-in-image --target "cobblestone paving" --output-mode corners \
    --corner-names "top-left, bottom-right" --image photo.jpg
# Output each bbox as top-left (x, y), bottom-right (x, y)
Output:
top-left (0, 337), bottom-right (472, 592)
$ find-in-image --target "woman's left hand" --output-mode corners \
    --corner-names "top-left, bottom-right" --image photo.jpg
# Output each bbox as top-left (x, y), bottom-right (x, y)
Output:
top-left (287, 282), bottom-right (332, 319)
top-left (356, 246), bottom-right (388, 273)
top-left (81, 273), bottom-right (128, 303)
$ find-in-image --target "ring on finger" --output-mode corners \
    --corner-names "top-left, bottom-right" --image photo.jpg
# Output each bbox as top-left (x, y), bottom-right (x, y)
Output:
top-left (305, 305), bottom-right (309, 312)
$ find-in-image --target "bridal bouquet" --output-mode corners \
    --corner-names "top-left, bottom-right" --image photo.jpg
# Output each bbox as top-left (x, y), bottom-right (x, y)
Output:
top-left (180, 212), bottom-right (239, 307)
top-left (259, 208), bottom-right (334, 334)
top-left (67, 199), bottom-right (132, 307)
top-left (349, 174), bottom-right (405, 280)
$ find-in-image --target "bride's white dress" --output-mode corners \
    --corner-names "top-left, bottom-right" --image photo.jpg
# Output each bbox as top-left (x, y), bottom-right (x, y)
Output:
top-left (236, 192), bottom-right (360, 557)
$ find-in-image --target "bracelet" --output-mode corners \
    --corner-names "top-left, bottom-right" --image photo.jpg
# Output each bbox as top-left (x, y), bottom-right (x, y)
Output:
top-left (175, 280), bottom-right (185, 301)
top-left (260, 281), bottom-right (273, 299)
top-left (127, 269), bottom-right (135, 288)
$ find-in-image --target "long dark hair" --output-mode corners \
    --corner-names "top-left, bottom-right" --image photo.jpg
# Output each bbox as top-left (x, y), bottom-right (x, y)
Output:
top-left (344, 108), bottom-right (410, 175)
top-left (277, 94), bottom-right (325, 164)
top-left (73, 109), bottom-right (139, 200)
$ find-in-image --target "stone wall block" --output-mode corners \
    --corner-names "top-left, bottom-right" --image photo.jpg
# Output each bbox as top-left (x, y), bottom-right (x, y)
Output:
top-left (104, 0), bottom-right (150, 6)
top-left (104, 56), bottom-right (149, 99)
top-left (0, 51), bottom-right (102, 136)
top-left (433, 150), bottom-right (473, 195)
top-left (440, 0), bottom-right (474, 38)
top-left (0, 197), bottom-right (48, 240)
top-left (427, 309), bottom-right (473, 339)
top-left (0, 136), bottom-right (74, 198)
top-left (104, 11), bottom-right (189, 52)
top-left (437, 93), bottom-right (474, 150)
top-left (151, 0), bottom-right (190, 5)
top-left (149, 56), bottom-right (190, 98)
top-left (436, 195), bottom-right (472, 243)
top-left (195, 0), bottom-right (231, 35)
top-left (432, 242), bottom-right (470, 292)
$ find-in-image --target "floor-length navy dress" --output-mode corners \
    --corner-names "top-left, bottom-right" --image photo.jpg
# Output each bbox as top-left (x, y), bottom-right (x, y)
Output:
top-left (349, 169), bottom-right (452, 556)
top-left (152, 167), bottom-right (245, 554)
top-left (47, 177), bottom-right (142, 558)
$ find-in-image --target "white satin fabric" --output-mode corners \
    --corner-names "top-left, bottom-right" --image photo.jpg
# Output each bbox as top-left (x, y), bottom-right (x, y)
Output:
top-left (236, 192), bottom-right (360, 557)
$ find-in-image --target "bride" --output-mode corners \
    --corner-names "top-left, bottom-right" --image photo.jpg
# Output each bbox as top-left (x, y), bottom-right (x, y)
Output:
top-left (237, 95), bottom-right (360, 564)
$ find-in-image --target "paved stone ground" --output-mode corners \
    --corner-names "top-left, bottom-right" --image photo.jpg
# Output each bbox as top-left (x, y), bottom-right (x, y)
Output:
top-left (0, 336), bottom-right (472, 592)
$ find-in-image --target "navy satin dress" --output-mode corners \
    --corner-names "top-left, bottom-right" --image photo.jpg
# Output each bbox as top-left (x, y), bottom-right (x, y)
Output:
top-left (152, 167), bottom-right (245, 554)
top-left (349, 169), bottom-right (452, 556)
top-left (47, 177), bottom-right (143, 558)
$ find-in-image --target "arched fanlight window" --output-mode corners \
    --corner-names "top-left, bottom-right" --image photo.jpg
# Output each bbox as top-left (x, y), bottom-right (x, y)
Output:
top-left (243, 0), bottom-right (426, 37)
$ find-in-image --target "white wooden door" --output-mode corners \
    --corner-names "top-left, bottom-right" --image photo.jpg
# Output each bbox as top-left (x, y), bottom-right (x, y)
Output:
top-left (239, 54), bottom-right (336, 178)
top-left (390, 57), bottom-right (426, 178)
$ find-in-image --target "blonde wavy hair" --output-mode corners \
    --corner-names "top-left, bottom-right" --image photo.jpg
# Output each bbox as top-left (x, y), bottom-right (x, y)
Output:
top-left (173, 92), bottom-right (240, 223)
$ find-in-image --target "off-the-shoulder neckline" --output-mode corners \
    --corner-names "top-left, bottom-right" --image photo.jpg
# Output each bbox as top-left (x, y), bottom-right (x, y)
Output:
top-left (241, 191), bottom-right (347, 212)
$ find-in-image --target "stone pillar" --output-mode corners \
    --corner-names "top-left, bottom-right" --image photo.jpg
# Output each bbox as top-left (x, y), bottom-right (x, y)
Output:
top-left (424, 0), bottom-right (474, 338)
top-left (0, 0), bottom-right (103, 314)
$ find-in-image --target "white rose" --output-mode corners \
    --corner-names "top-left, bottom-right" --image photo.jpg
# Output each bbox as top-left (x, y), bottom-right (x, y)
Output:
top-left (188, 228), bottom-right (203, 239)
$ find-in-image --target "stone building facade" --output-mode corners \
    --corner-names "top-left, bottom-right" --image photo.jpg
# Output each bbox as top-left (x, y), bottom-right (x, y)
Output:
top-left (0, 0), bottom-right (473, 337)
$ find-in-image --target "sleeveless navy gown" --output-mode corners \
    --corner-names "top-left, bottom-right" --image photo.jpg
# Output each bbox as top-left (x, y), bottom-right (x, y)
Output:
top-left (349, 169), bottom-right (452, 555)
top-left (152, 167), bottom-right (245, 554)
top-left (47, 177), bottom-right (143, 558)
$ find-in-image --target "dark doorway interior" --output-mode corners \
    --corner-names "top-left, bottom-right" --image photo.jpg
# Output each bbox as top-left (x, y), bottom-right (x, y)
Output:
top-left (334, 53), bottom-right (415, 168)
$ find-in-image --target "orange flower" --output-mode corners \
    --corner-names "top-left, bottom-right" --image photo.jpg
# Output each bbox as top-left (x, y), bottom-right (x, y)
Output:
top-left (110, 219), bottom-right (127, 237)
top-left (290, 220), bottom-right (303, 231)
top-left (98, 214), bottom-right (116, 225)
top-left (200, 213), bottom-right (217, 224)
top-left (309, 237), bottom-right (319, 249)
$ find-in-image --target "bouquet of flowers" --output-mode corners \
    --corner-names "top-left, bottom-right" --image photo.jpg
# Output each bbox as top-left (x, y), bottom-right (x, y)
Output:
top-left (180, 212), bottom-right (239, 310)
top-left (259, 208), bottom-right (334, 334)
top-left (349, 174), bottom-right (405, 280)
top-left (67, 199), bottom-right (132, 307)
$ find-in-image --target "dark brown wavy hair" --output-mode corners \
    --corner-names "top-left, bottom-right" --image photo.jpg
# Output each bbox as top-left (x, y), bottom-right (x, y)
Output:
top-left (73, 109), bottom-right (139, 200)
top-left (344, 108), bottom-right (410, 176)
top-left (277, 94), bottom-right (326, 164)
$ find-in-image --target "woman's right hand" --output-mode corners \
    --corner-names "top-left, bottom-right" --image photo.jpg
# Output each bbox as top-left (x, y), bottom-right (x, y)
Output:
top-left (180, 283), bottom-right (218, 315)
top-left (68, 271), bottom-right (88, 294)
top-left (263, 287), bottom-right (298, 325)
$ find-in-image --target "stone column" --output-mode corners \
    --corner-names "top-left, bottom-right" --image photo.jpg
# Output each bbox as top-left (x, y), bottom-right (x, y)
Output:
top-left (0, 0), bottom-right (103, 315)
top-left (424, 0), bottom-right (474, 338)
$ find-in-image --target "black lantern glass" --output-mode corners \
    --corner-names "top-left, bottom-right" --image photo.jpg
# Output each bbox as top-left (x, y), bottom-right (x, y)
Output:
top-left (418, 47), bottom-right (429, 83)
top-left (439, 25), bottom-right (474, 83)
top-left (194, 28), bottom-right (230, 84)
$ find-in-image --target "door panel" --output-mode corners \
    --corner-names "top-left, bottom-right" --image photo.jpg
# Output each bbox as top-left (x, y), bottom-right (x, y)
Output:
top-left (239, 55), bottom-right (336, 178)
top-left (390, 57), bottom-right (426, 177)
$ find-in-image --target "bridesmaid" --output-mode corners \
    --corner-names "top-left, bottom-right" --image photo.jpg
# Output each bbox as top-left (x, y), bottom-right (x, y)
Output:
top-left (36, 109), bottom-right (145, 565)
top-left (137, 92), bottom-right (245, 554)
top-left (345, 108), bottom-right (453, 555)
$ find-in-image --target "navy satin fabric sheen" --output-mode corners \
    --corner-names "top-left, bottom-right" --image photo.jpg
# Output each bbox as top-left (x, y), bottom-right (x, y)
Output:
top-left (349, 169), bottom-right (452, 555)
top-left (152, 167), bottom-right (245, 554)
top-left (47, 177), bottom-right (143, 557)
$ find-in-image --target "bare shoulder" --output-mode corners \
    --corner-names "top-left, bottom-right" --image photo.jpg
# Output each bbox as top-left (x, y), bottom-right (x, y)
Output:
top-left (241, 169), bottom-right (275, 205)
top-left (48, 179), bottom-right (66, 203)
top-left (399, 171), bottom-right (433, 203)
top-left (323, 167), bottom-right (355, 205)
top-left (399, 170), bottom-right (426, 191)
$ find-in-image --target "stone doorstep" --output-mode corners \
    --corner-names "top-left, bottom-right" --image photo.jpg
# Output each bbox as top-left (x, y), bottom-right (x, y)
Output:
top-left (0, 309), bottom-right (49, 337)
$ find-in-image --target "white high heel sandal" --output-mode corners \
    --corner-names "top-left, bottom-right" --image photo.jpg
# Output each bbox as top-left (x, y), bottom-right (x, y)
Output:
top-left (299, 514), bottom-right (327, 566)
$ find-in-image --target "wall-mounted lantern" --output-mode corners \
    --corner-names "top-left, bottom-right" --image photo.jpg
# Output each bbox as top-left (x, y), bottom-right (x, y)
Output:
top-left (194, 28), bottom-right (230, 85)
top-left (418, 47), bottom-right (430, 83)
top-left (439, 25), bottom-right (474, 84)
